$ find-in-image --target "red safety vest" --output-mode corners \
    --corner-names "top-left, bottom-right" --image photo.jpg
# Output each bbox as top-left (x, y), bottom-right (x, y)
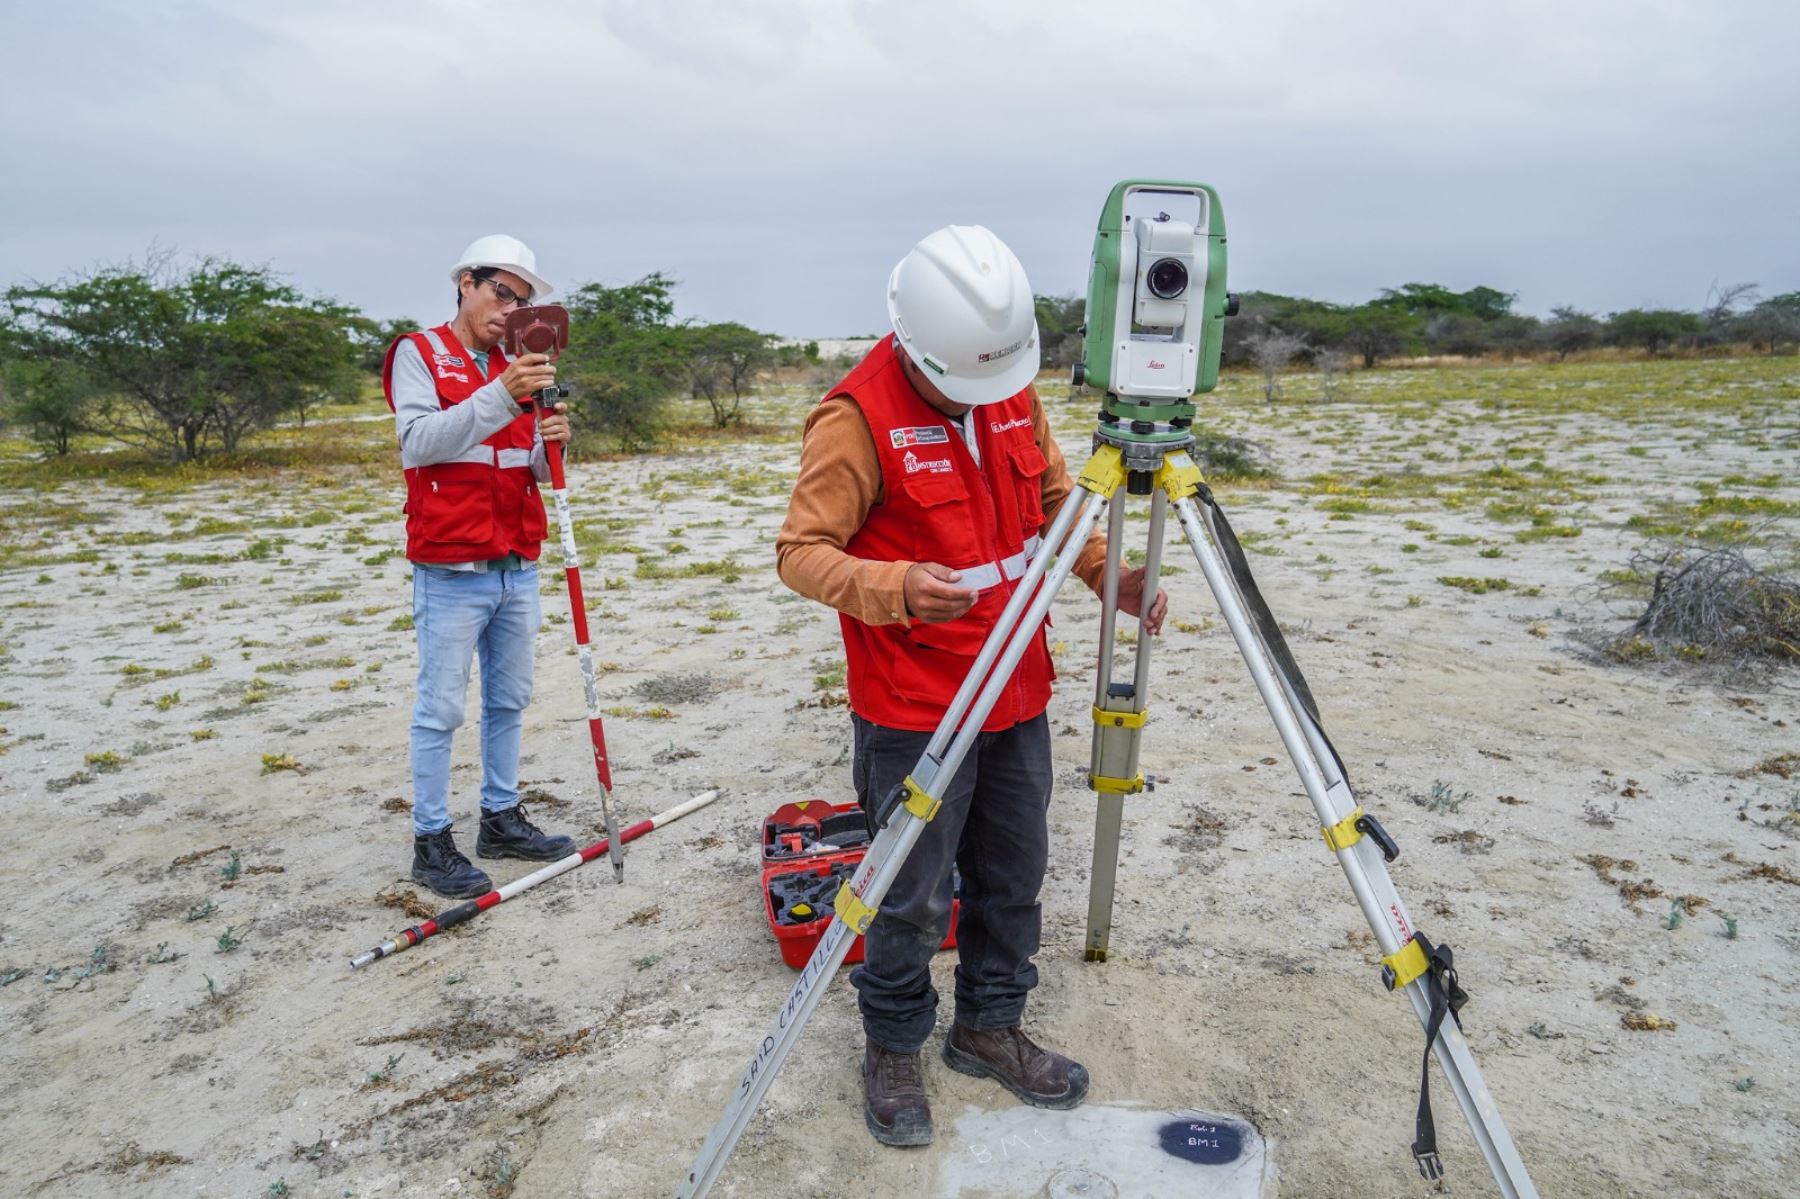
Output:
top-left (381, 324), bottom-right (548, 564)
top-left (834, 336), bottom-right (1054, 733)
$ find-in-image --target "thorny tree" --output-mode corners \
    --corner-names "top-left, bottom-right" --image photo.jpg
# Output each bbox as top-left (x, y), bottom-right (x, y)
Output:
top-left (4, 254), bottom-right (362, 462)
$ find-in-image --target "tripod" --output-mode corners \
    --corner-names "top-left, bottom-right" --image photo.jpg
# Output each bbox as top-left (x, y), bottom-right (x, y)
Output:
top-left (678, 406), bottom-right (1539, 1199)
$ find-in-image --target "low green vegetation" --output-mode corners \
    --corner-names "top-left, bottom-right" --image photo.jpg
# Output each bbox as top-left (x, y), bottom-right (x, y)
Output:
top-left (1438, 576), bottom-right (1514, 595)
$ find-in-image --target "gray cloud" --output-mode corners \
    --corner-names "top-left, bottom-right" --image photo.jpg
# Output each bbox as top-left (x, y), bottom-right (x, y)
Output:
top-left (2, 0), bottom-right (1795, 335)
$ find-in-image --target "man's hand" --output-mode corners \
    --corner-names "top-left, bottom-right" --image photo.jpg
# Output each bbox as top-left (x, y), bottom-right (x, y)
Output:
top-left (1116, 565), bottom-right (1169, 636)
top-left (501, 352), bottom-right (557, 401)
top-left (904, 563), bottom-right (977, 623)
top-left (539, 402), bottom-right (571, 444)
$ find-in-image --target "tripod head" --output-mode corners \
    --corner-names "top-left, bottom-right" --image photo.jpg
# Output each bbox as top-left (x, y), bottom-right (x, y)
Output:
top-left (1075, 181), bottom-right (1238, 458)
top-left (503, 304), bottom-right (571, 411)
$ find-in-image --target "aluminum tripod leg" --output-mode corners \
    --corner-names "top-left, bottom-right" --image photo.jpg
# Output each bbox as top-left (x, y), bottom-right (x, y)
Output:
top-left (1084, 486), bottom-right (1167, 961)
top-left (1170, 492), bottom-right (1538, 1199)
top-left (676, 484), bottom-right (1112, 1199)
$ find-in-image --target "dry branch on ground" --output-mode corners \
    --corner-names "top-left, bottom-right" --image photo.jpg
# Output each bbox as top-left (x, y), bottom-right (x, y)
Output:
top-left (1594, 544), bottom-right (1800, 670)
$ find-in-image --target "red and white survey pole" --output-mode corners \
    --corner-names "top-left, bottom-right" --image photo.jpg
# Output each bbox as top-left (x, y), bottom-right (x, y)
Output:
top-left (540, 424), bottom-right (625, 882)
top-left (501, 304), bottom-right (625, 883)
top-left (349, 790), bottom-right (721, 970)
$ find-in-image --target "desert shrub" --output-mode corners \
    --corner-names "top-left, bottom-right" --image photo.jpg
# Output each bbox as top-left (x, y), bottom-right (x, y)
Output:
top-left (1595, 545), bottom-right (1800, 670)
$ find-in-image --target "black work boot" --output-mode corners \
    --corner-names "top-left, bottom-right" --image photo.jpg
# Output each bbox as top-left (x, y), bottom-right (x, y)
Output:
top-left (863, 1038), bottom-right (933, 1147)
top-left (411, 826), bottom-right (492, 899)
top-left (942, 1023), bottom-right (1090, 1110)
top-left (476, 803), bottom-right (577, 862)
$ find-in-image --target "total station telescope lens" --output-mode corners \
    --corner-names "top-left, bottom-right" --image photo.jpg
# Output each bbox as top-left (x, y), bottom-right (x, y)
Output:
top-left (1146, 258), bottom-right (1188, 300)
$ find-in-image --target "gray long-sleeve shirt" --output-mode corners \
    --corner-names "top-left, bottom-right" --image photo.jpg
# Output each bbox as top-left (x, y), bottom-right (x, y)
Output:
top-left (390, 335), bottom-right (551, 570)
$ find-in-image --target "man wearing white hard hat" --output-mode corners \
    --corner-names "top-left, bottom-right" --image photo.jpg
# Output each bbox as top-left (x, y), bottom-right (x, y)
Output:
top-left (776, 225), bottom-right (1168, 1146)
top-left (380, 235), bottom-right (580, 898)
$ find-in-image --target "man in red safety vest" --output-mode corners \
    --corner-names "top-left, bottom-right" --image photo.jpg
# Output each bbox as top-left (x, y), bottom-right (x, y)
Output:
top-left (381, 234), bottom-right (580, 898)
top-left (776, 225), bottom-right (1168, 1147)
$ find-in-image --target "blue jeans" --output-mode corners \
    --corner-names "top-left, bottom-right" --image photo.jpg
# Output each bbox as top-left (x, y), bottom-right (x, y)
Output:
top-left (409, 564), bottom-right (541, 836)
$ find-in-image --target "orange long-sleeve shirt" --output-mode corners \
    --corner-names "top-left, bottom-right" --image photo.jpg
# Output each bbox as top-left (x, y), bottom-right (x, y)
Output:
top-left (774, 387), bottom-right (1109, 626)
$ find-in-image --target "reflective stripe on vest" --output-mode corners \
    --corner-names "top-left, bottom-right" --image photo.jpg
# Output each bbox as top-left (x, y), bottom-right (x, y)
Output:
top-left (953, 533), bottom-right (1042, 593)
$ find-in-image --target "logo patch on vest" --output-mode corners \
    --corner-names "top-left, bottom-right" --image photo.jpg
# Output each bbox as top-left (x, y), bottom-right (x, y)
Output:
top-left (890, 425), bottom-right (950, 449)
top-left (436, 368), bottom-right (471, 383)
top-left (989, 416), bottom-right (1033, 435)
top-left (902, 451), bottom-right (953, 475)
top-left (432, 353), bottom-right (468, 368)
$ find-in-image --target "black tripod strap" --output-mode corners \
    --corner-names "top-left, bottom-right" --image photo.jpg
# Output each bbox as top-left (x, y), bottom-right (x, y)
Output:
top-left (1407, 934), bottom-right (1467, 1180)
top-left (1195, 484), bottom-right (1350, 787)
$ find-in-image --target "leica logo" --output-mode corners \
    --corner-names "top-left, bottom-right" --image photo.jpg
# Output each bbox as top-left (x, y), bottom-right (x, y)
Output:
top-left (1147, 359), bottom-right (1167, 370)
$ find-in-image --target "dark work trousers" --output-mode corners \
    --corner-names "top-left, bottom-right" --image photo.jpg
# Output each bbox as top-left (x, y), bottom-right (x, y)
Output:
top-left (848, 711), bottom-right (1053, 1053)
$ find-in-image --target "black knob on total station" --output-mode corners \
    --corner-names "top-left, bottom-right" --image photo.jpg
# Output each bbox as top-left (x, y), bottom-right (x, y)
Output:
top-left (1224, 292), bottom-right (1242, 317)
top-left (1131, 420), bottom-right (1155, 435)
top-left (1071, 362), bottom-right (1086, 387)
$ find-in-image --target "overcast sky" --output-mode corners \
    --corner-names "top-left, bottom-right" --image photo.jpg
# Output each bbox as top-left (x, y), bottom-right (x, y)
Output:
top-left (3, 0), bottom-right (1796, 336)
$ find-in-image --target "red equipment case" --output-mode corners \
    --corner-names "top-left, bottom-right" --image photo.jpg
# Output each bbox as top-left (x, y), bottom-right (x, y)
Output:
top-left (761, 799), bottom-right (958, 969)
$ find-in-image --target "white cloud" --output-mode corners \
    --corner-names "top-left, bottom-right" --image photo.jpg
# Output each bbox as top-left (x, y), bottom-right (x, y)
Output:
top-left (601, 0), bottom-right (814, 74)
top-left (2, 0), bottom-right (1795, 333)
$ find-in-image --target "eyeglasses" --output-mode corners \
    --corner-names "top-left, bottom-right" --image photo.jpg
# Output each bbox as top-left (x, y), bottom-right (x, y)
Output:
top-left (475, 275), bottom-right (531, 308)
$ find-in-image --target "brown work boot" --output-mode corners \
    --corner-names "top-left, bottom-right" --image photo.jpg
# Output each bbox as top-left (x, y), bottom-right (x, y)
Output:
top-left (863, 1038), bottom-right (933, 1147)
top-left (942, 1023), bottom-right (1090, 1110)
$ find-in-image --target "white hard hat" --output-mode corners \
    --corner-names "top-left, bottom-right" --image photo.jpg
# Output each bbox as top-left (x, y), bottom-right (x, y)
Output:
top-left (887, 224), bottom-right (1040, 407)
top-left (450, 234), bottom-right (552, 302)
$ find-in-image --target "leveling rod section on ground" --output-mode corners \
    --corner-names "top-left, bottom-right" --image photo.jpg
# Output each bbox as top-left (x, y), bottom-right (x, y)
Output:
top-left (348, 790), bottom-right (720, 971)
top-left (677, 489), bottom-right (1109, 1199)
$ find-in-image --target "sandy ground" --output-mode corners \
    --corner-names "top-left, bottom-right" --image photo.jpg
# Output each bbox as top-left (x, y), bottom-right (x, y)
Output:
top-left (1, 362), bottom-right (1797, 1198)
